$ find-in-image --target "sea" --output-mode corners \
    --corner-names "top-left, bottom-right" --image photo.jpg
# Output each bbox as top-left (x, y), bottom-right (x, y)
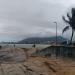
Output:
top-left (0, 44), bottom-right (50, 49)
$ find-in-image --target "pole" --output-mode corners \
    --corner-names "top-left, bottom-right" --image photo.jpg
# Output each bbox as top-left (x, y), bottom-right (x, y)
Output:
top-left (54, 22), bottom-right (57, 46)
top-left (54, 22), bottom-right (58, 59)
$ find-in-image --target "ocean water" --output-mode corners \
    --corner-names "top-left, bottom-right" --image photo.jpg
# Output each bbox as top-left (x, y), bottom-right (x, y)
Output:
top-left (0, 44), bottom-right (50, 49)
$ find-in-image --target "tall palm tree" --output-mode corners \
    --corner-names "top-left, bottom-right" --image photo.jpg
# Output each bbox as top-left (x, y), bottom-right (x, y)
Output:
top-left (62, 8), bottom-right (75, 44)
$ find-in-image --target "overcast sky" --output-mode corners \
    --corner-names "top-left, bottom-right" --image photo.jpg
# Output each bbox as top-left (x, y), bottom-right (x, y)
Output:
top-left (0, 0), bottom-right (75, 42)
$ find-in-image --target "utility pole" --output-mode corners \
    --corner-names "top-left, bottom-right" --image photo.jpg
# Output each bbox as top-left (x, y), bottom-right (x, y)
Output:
top-left (54, 22), bottom-right (57, 46)
top-left (54, 22), bottom-right (58, 59)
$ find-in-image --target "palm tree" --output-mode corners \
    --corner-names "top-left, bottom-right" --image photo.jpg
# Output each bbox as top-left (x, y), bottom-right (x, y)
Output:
top-left (62, 8), bottom-right (75, 44)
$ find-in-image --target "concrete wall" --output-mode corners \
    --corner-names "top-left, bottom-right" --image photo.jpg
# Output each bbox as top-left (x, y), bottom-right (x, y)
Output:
top-left (33, 46), bottom-right (75, 59)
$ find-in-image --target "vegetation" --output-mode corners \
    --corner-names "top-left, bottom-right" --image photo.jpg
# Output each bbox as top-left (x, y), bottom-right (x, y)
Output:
top-left (62, 8), bottom-right (75, 44)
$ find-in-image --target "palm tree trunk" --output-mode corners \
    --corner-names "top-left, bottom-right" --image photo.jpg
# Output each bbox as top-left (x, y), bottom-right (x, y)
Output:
top-left (70, 29), bottom-right (74, 44)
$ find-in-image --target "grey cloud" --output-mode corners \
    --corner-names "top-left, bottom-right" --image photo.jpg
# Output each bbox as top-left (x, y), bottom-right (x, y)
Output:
top-left (0, 0), bottom-right (74, 41)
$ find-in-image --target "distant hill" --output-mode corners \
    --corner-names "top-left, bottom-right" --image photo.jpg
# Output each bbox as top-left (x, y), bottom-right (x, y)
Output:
top-left (17, 36), bottom-right (67, 44)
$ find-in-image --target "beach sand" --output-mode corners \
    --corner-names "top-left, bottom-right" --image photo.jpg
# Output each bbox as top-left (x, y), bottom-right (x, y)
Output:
top-left (0, 47), bottom-right (74, 75)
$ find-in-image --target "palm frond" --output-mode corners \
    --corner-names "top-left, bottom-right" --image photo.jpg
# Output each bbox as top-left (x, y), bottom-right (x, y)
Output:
top-left (67, 13), bottom-right (71, 21)
top-left (62, 16), bottom-right (69, 24)
top-left (62, 26), bottom-right (70, 34)
top-left (72, 8), bottom-right (75, 17)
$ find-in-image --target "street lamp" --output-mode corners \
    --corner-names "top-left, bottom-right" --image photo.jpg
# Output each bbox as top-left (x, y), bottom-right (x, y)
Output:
top-left (54, 22), bottom-right (57, 46)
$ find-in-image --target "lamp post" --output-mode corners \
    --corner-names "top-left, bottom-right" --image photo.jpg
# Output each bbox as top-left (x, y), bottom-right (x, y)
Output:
top-left (54, 22), bottom-right (57, 46)
top-left (54, 22), bottom-right (58, 59)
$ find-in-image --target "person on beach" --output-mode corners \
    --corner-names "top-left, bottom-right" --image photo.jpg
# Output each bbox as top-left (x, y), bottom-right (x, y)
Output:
top-left (14, 44), bottom-right (15, 48)
top-left (32, 44), bottom-right (36, 48)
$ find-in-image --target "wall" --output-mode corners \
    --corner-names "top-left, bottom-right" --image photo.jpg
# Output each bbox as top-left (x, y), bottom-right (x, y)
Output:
top-left (33, 46), bottom-right (75, 59)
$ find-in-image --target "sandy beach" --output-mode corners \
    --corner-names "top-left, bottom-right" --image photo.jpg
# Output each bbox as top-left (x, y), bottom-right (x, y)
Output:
top-left (0, 47), bottom-right (74, 75)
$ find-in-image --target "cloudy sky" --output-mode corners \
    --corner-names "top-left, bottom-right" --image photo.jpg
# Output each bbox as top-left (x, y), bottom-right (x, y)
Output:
top-left (0, 0), bottom-right (75, 42)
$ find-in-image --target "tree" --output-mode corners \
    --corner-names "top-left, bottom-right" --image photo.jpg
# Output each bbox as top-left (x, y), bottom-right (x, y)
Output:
top-left (62, 8), bottom-right (75, 44)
